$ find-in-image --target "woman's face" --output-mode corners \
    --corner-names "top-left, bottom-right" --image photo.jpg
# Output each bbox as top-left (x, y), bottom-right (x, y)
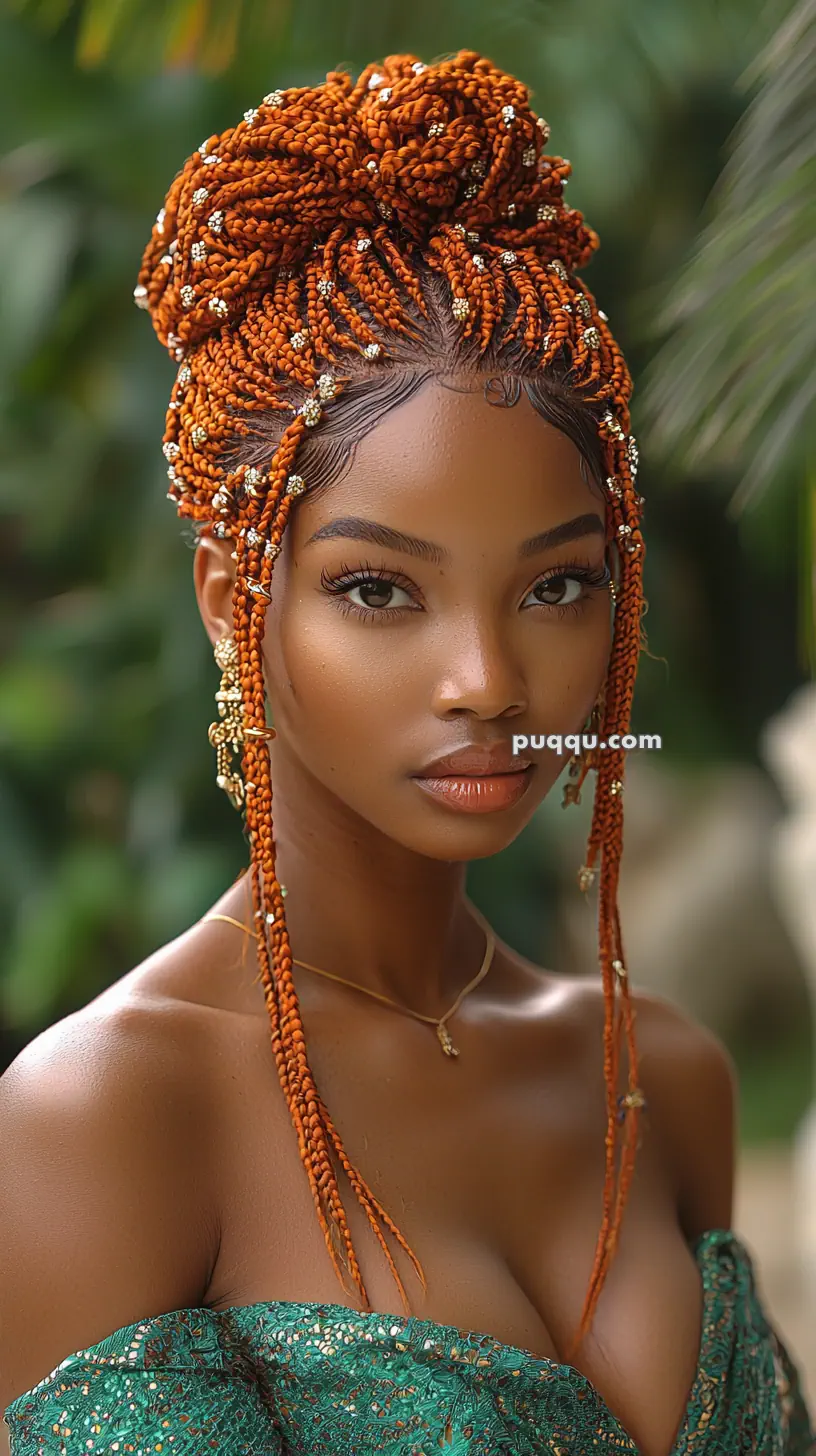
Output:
top-left (243, 378), bottom-right (611, 862)
top-left (258, 377), bottom-right (612, 861)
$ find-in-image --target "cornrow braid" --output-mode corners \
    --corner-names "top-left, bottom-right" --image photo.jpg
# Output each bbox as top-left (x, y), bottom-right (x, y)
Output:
top-left (137, 48), bottom-right (646, 1357)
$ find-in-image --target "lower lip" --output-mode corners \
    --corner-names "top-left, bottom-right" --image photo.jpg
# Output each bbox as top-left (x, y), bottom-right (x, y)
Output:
top-left (411, 768), bottom-right (534, 814)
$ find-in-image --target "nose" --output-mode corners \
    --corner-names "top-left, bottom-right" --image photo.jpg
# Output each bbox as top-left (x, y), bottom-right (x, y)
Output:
top-left (430, 614), bottom-right (528, 721)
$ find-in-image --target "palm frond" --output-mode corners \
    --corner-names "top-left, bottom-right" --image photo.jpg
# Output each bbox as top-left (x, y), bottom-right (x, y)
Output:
top-left (638, 0), bottom-right (816, 514)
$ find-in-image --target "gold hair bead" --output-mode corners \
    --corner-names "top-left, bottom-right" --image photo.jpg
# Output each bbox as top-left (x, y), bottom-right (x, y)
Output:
top-left (299, 399), bottom-right (322, 427)
top-left (243, 724), bottom-right (275, 742)
top-left (602, 410), bottom-right (625, 438)
top-left (578, 865), bottom-right (596, 892)
top-left (243, 466), bottom-right (264, 498)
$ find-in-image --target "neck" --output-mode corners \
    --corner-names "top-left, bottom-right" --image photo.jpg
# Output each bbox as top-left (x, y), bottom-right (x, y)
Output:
top-left (216, 753), bottom-right (491, 1016)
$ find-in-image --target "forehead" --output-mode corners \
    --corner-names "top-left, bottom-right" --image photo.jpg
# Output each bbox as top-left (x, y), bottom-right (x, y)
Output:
top-left (292, 378), bottom-right (602, 543)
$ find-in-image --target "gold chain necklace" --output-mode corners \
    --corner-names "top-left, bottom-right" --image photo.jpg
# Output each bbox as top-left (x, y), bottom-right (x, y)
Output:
top-left (202, 902), bottom-right (496, 1058)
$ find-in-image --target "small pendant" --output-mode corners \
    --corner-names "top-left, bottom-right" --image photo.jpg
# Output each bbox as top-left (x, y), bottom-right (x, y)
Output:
top-left (436, 1021), bottom-right (459, 1057)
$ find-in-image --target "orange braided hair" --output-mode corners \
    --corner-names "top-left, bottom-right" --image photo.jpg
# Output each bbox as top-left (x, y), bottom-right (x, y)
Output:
top-left (135, 49), bottom-right (646, 1360)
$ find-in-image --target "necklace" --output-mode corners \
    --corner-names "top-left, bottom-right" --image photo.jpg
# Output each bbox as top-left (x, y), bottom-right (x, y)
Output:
top-left (201, 903), bottom-right (496, 1058)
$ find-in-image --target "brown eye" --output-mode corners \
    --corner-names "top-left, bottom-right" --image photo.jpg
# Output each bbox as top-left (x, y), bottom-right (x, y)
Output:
top-left (525, 574), bottom-right (583, 607)
top-left (347, 580), bottom-right (412, 610)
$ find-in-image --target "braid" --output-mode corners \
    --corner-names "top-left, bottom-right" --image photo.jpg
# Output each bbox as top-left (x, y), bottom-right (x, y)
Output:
top-left (137, 48), bottom-right (646, 1352)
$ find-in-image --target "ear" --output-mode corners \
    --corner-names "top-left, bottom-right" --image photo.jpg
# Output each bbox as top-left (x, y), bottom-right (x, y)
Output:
top-left (193, 535), bottom-right (237, 647)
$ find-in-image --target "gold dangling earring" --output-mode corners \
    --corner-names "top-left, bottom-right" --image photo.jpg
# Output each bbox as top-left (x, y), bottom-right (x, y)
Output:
top-left (207, 634), bottom-right (247, 812)
top-left (562, 693), bottom-right (605, 809)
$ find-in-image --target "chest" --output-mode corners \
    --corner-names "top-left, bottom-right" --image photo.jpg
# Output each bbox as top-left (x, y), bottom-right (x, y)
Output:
top-left (202, 990), bottom-right (703, 1456)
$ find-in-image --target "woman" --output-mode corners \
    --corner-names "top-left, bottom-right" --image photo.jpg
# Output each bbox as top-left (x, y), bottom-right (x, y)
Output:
top-left (1, 49), bottom-right (812, 1456)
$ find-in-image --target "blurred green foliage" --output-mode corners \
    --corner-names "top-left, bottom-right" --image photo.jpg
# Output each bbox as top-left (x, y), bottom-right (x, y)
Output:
top-left (1, 0), bottom-right (812, 1138)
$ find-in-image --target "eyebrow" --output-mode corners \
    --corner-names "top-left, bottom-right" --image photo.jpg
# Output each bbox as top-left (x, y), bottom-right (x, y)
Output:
top-left (303, 511), bottom-right (605, 564)
top-left (517, 512), bottom-right (605, 557)
top-left (304, 518), bottom-right (451, 565)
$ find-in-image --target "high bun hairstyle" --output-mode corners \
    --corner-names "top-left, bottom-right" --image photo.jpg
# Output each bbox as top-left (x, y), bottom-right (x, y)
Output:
top-left (136, 49), bottom-right (646, 1358)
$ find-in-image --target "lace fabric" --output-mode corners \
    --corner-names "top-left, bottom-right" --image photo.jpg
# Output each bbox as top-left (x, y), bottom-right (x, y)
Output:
top-left (4, 1230), bottom-right (814, 1454)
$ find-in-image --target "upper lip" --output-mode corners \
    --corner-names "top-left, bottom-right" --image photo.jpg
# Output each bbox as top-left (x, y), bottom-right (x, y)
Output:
top-left (414, 742), bottom-right (534, 777)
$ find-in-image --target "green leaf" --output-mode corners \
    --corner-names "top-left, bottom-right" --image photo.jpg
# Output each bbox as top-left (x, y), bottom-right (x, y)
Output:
top-left (640, 0), bottom-right (816, 510)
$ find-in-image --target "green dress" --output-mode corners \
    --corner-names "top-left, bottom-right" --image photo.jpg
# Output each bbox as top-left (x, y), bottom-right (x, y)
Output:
top-left (4, 1231), bottom-right (813, 1454)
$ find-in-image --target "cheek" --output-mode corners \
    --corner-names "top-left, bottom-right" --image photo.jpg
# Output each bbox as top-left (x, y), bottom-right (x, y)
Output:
top-left (266, 593), bottom-right (419, 752)
top-left (525, 607), bottom-right (612, 724)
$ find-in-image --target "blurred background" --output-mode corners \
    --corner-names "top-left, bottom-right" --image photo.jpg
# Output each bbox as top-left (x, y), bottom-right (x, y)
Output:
top-left (1, 0), bottom-right (814, 1400)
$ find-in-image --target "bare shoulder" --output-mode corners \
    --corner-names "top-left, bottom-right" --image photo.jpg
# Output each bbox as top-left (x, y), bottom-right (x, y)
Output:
top-left (628, 985), bottom-right (738, 1235)
top-left (504, 950), bottom-right (738, 1239)
top-left (0, 974), bottom-right (222, 1418)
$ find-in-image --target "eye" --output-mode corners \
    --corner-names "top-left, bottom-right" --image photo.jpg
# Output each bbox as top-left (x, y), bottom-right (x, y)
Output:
top-left (319, 561), bottom-right (422, 623)
top-left (346, 578), bottom-right (414, 610)
top-left (523, 573), bottom-right (585, 608)
top-left (521, 561), bottom-right (611, 614)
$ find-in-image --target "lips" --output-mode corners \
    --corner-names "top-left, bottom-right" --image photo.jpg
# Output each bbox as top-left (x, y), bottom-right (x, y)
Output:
top-left (414, 742), bottom-right (533, 777)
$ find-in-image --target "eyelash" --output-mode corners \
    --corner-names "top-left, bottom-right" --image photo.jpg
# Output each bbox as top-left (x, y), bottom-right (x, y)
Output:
top-left (319, 557), bottom-right (612, 625)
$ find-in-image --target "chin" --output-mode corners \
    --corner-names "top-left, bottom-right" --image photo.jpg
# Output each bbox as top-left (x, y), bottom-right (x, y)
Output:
top-left (373, 792), bottom-right (547, 862)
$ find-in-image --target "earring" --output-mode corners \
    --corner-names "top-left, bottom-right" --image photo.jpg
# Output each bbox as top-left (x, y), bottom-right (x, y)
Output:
top-left (561, 696), bottom-right (604, 808)
top-left (208, 635), bottom-right (246, 811)
top-left (208, 634), bottom-right (276, 811)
